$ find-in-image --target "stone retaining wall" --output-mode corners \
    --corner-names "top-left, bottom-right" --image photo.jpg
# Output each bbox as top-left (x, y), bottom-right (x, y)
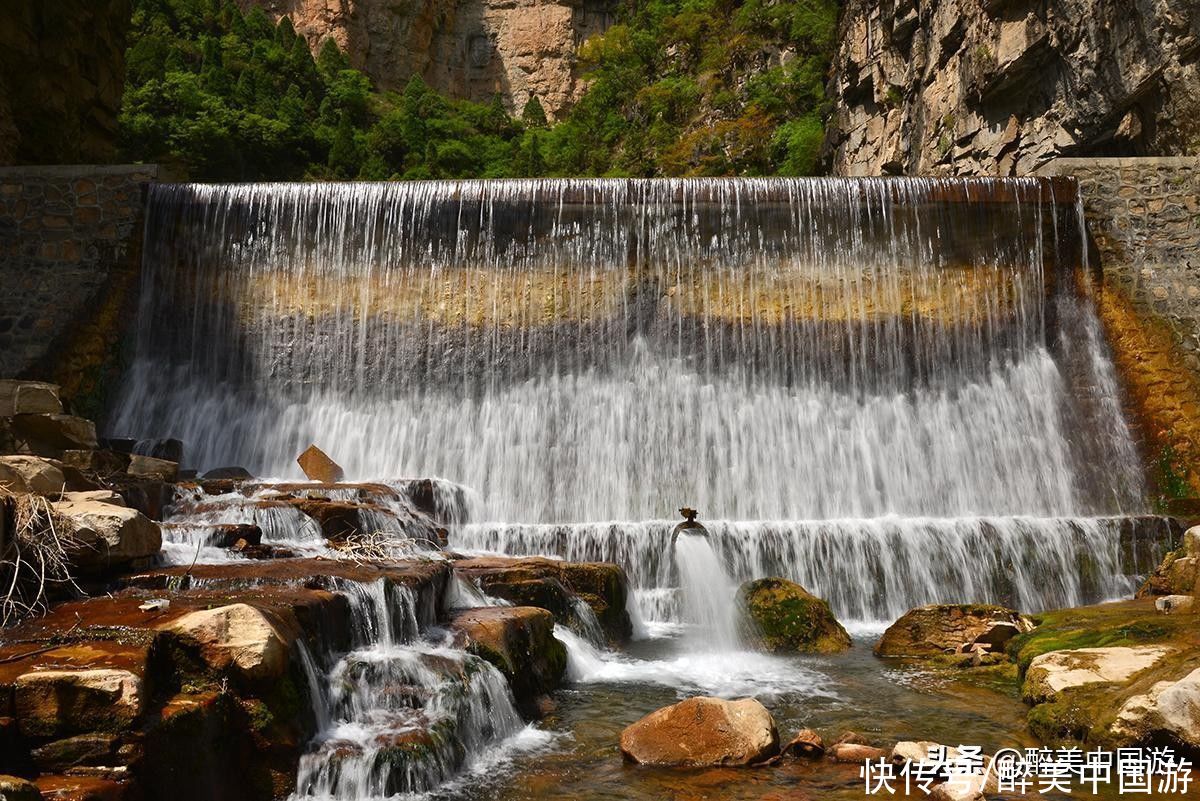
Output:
top-left (1039, 157), bottom-right (1200, 500)
top-left (0, 165), bottom-right (158, 417)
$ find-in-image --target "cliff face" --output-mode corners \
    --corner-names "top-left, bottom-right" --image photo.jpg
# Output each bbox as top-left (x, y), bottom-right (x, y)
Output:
top-left (827, 0), bottom-right (1200, 176)
top-left (0, 0), bottom-right (131, 165)
top-left (242, 0), bottom-right (613, 118)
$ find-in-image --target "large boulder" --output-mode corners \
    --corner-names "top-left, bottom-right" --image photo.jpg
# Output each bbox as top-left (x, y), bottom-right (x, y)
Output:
top-left (10, 414), bottom-right (98, 453)
top-left (446, 606), bottom-right (566, 711)
top-left (0, 380), bottom-right (62, 416)
top-left (875, 604), bottom-right (1032, 657)
top-left (1023, 646), bottom-right (1174, 704)
top-left (163, 603), bottom-right (291, 683)
top-left (0, 456), bottom-right (66, 495)
top-left (619, 696), bottom-right (780, 766)
top-left (1112, 667), bottom-right (1200, 748)
top-left (14, 668), bottom-right (145, 738)
top-left (738, 578), bottom-right (850, 653)
top-left (51, 498), bottom-right (161, 575)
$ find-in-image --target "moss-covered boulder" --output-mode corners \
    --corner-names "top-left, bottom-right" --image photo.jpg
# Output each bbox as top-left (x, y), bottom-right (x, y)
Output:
top-left (738, 578), bottom-right (850, 654)
top-left (875, 604), bottom-right (1032, 658)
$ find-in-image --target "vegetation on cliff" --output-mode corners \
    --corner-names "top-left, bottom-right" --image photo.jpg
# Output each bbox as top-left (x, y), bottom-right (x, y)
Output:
top-left (118, 0), bottom-right (838, 180)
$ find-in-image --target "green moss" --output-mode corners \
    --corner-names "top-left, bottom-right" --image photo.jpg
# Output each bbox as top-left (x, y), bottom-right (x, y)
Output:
top-left (739, 577), bottom-right (851, 653)
top-left (1009, 606), bottom-right (1177, 674)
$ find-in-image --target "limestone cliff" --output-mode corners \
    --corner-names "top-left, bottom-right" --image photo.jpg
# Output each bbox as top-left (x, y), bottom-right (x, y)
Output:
top-left (0, 0), bottom-right (131, 165)
top-left (241, 0), bottom-right (613, 118)
top-left (827, 0), bottom-right (1200, 176)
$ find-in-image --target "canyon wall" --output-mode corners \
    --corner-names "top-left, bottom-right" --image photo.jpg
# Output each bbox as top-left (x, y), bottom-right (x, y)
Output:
top-left (241, 0), bottom-right (614, 118)
top-left (827, 0), bottom-right (1200, 176)
top-left (0, 0), bottom-right (132, 165)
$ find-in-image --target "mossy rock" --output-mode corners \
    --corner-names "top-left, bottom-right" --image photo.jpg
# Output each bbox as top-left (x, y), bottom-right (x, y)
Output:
top-left (738, 578), bottom-right (851, 654)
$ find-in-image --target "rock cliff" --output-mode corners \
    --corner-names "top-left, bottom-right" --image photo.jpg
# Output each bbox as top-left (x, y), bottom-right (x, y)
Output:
top-left (827, 0), bottom-right (1200, 176)
top-left (241, 0), bottom-right (613, 118)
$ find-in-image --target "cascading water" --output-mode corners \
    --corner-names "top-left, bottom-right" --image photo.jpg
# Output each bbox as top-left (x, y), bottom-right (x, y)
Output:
top-left (293, 579), bottom-right (542, 799)
top-left (673, 533), bottom-right (742, 649)
top-left (113, 177), bottom-right (1161, 625)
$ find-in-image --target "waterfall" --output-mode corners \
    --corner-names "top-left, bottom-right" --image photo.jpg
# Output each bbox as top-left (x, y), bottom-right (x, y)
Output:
top-left (673, 533), bottom-right (743, 649)
top-left (292, 580), bottom-right (536, 799)
top-left (113, 177), bottom-right (1142, 520)
top-left (455, 516), bottom-right (1175, 625)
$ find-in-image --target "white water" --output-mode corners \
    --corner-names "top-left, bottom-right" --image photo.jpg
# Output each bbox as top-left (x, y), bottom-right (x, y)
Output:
top-left (112, 178), bottom-right (1143, 520)
top-left (673, 534), bottom-right (743, 649)
top-left (292, 580), bottom-right (545, 800)
top-left (456, 515), bottom-right (1175, 625)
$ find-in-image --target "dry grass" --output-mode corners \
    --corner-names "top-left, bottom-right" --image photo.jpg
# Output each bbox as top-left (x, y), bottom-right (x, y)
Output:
top-left (325, 529), bottom-right (442, 564)
top-left (0, 493), bottom-right (85, 627)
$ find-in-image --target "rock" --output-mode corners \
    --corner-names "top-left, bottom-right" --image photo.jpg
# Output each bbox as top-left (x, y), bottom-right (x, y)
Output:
top-left (296, 445), bottom-right (344, 483)
top-left (126, 455), bottom-right (177, 482)
top-left (453, 556), bottom-right (633, 643)
top-left (200, 467), bottom-right (253, 481)
top-left (204, 524), bottom-right (263, 549)
top-left (11, 414), bottom-right (98, 452)
top-left (60, 450), bottom-right (131, 476)
top-left (828, 0), bottom-right (1200, 176)
top-left (782, 728), bottom-right (824, 758)
top-left (140, 438), bottom-right (183, 463)
top-left (14, 668), bottom-right (144, 738)
top-left (929, 771), bottom-right (987, 801)
top-left (1113, 667), bottom-right (1200, 748)
top-left (619, 697), bottom-right (780, 766)
top-left (446, 606), bottom-right (566, 711)
top-left (163, 603), bottom-right (291, 682)
top-left (31, 733), bottom-right (120, 772)
top-left (832, 731), bottom-right (870, 746)
top-left (738, 577), bottom-right (851, 654)
top-left (1155, 595), bottom-right (1195, 614)
top-left (0, 455), bottom-right (66, 495)
top-left (1023, 646), bottom-right (1174, 703)
top-left (891, 741), bottom-right (960, 765)
top-left (59, 491), bottom-right (124, 507)
top-left (875, 604), bottom-right (1031, 657)
top-left (0, 775), bottom-right (42, 801)
top-left (0, 380), bottom-right (62, 415)
top-left (828, 743), bottom-right (888, 763)
top-left (51, 499), bottom-right (162, 575)
top-left (1140, 538), bottom-right (1200, 598)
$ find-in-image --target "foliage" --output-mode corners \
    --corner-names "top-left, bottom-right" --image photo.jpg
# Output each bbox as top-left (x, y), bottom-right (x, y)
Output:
top-left (119, 0), bottom-right (840, 180)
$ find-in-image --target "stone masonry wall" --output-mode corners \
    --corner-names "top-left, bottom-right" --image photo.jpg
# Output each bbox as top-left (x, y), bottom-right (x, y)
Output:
top-left (1039, 157), bottom-right (1200, 500)
top-left (0, 165), bottom-right (158, 418)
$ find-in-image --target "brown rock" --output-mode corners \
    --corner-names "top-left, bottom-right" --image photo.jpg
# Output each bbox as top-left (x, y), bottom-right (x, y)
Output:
top-left (14, 667), bottom-right (145, 738)
top-left (619, 696), bottom-right (780, 767)
top-left (828, 743), bottom-right (888, 763)
top-left (10, 414), bottom-right (98, 452)
top-left (0, 380), bottom-right (62, 415)
top-left (51, 498), bottom-right (162, 575)
top-left (296, 445), bottom-right (344, 483)
top-left (875, 604), bottom-right (1032, 657)
top-left (163, 603), bottom-right (291, 682)
top-left (783, 728), bottom-right (824, 758)
top-left (31, 733), bottom-right (120, 772)
top-left (0, 455), bottom-right (66, 495)
top-left (126, 455), bottom-right (178, 482)
top-left (446, 606), bottom-right (566, 711)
